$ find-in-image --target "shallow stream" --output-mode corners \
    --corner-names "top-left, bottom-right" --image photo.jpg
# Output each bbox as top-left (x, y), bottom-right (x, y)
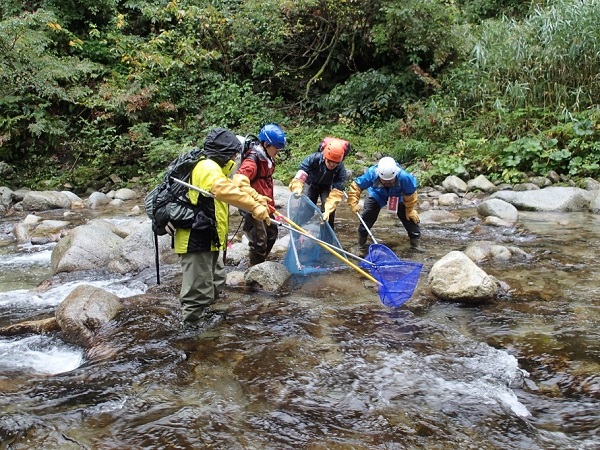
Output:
top-left (0, 203), bottom-right (598, 449)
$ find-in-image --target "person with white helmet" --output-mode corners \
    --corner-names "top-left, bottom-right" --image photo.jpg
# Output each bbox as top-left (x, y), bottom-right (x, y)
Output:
top-left (346, 156), bottom-right (422, 251)
top-left (288, 137), bottom-right (350, 229)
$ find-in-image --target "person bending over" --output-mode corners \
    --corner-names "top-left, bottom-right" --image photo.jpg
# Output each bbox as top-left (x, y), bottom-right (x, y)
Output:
top-left (346, 156), bottom-right (422, 252)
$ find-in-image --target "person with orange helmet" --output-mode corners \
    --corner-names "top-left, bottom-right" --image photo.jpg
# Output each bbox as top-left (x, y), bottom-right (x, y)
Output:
top-left (288, 137), bottom-right (349, 229)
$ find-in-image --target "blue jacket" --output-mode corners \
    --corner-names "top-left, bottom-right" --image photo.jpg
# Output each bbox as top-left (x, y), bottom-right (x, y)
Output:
top-left (354, 164), bottom-right (418, 208)
top-left (299, 152), bottom-right (347, 191)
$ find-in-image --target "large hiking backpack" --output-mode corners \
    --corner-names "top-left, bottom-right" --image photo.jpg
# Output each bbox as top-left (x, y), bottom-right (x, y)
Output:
top-left (144, 147), bottom-right (206, 236)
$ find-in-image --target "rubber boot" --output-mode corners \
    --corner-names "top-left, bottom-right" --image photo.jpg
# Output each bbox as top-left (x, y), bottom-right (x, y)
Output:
top-left (351, 234), bottom-right (369, 255)
top-left (358, 234), bottom-right (368, 249)
top-left (410, 238), bottom-right (424, 253)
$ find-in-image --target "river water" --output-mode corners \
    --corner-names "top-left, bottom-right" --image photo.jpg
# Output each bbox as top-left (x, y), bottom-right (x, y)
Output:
top-left (0, 203), bottom-right (598, 449)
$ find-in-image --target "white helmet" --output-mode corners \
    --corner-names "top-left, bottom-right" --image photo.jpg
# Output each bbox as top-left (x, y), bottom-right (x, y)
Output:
top-left (376, 157), bottom-right (399, 181)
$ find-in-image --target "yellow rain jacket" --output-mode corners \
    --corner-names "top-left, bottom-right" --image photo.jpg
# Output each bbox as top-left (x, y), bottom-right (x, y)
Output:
top-left (174, 159), bottom-right (229, 254)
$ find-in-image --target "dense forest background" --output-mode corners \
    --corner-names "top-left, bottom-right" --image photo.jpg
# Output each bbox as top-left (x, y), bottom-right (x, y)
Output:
top-left (0, 0), bottom-right (598, 192)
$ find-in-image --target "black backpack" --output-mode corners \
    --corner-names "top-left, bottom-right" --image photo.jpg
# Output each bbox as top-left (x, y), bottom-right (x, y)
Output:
top-left (144, 147), bottom-right (207, 285)
top-left (144, 147), bottom-right (206, 236)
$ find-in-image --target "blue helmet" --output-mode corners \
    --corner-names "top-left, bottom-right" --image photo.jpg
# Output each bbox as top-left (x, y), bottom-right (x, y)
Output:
top-left (258, 124), bottom-right (286, 149)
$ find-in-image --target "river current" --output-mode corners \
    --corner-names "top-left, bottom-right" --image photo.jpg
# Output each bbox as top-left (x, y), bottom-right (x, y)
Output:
top-left (0, 202), bottom-right (598, 449)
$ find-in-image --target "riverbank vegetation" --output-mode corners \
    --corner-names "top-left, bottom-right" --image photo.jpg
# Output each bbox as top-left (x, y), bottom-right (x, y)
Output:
top-left (0, 0), bottom-right (598, 192)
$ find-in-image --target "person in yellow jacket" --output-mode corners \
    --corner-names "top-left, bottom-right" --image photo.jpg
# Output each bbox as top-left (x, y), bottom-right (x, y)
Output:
top-left (174, 128), bottom-right (271, 325)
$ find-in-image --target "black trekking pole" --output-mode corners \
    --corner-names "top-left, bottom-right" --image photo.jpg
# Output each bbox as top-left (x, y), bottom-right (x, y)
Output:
top-left (153, 230), bottom-right (161, 285)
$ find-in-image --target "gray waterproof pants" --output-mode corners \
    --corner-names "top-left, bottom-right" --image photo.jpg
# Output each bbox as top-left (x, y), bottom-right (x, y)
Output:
top-left (242, 212), bottom-right (279, 265)
top-left (179, 250), bottom-right (225, 323)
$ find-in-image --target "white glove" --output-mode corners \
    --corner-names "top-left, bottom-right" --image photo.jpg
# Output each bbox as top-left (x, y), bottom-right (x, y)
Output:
top-left (165, 221), bottom-right (176, 236)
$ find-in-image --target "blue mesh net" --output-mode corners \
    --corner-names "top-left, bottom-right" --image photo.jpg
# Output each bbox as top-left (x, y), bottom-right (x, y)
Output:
top-left (282, 194), bottom-right (422, 307)
top-left (283, 195), bottom-right (346, 275)
top-left (359, 244), bottom-right (423, 307)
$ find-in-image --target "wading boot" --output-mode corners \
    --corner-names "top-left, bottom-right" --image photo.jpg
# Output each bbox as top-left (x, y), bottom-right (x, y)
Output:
top-left (351, 234), bottom-right (369, 255)
top-left (358, 234), bottom-right (368, 250)
top-left (410, 238), bottom-right (424, 253)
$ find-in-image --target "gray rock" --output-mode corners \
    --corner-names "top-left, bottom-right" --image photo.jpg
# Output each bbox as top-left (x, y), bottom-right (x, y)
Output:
top-left (482, 216), bottom-right (513, 227)
top-left (107, 220), bottom-right (175, 273)
top-left (22, 191), bottom-right (72, 211)
top-left (244, 261), bottom-right (291, 292)
top-left (590, 190), bottom-right (600, 214)
top-left (56, 285), bottom-right (124, 347)
top-left (86, 192), bottom-right (111, 209)
top-left (438, 192), bottom-right (460, 207)
top-left (526, 176), bottom-right (552, 188)
top-left (114, 188), bottom-right (138, 200)
top-left (0, 186), bottom-right (14, 208)
top-left (442, 175), bottom-right (468, 194)
top-left (428, 251), bottom-right (498, 303)
top-left (491, 186), bottom-right (594, 212)
top-left (419, 209), bottom-right (461, 224)
top-left (468, 175), bottom-right (496, 193)
top-left (464, 241), bottom-right (532, 263)
top-left (513, 183), bottom-right (540, 191)
top-left (477, 198), bottom-right (518, 224)
top-left (51, 220), bottom-right (123, 273)
top-left (61, 191), bottom-right (83, 203)
top-left (581, 177), bottom-right (600, 191)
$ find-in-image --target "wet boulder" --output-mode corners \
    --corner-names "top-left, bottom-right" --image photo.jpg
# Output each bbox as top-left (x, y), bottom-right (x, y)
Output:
top-left (51, 219), bottom-right (123, 273)
top-left (55, 284), bottom-right (124, 347)
top-left (244, 261), bottom-right (291, 292)
top-left (273, 184), bottom-right (293, 211)
top-left (419, 209), bottom-right (461, 224)
top-left (0, 186), bottom-right (14, 209)
top-left (30, 219), bottom-right (70, 245)
top-left (12, 214), bottom-right (42, 244)
top-left (107, 219), bottom-right (175, 273)
top-left (226, 270), bottom-right (246, 287)
top-left (467, 175), bottom-right (496, 193)
top-left (13, 215), bottom-right (70, 245)
top-left (464, 240), bottom-right (531, 264)
top-left (226, 237), bottom-right (250, 266)
top-left (428, 251), bottom-right (499, 303)
top-left (0, 317), bottom-right (60, 337)
top-left (491, 186), bottom-right (594, 212)
top-left (482, 216), bottom-right (514, 227)
top-left (22, 191), bottom-right (72, 211)
top-left (442, 175), bottom-right (468, 194)
top-left (86, 192), bottom-right (111, 209)
top-left (438, 193), bottom-right (461, 207)
top-left (477, 198), bottom-right (518, 224)
top-left (113, 188), bottom-right (138, 200)
top-left (590, 190), bottom-right (600, 214)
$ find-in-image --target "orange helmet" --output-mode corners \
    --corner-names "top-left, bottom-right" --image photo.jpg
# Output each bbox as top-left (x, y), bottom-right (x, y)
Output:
top-left (321, 137), bottom-right (349, 163)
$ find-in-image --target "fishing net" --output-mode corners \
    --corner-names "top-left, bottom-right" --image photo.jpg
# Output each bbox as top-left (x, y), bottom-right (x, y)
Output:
top-left (283, 194), bottom-right (345, 275)
top-left (359, 243), bottom-right (423, 307)
top-left (281, 194), bottom-right (422, 308)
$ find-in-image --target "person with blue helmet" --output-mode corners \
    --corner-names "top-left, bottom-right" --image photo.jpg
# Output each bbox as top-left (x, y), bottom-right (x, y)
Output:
top-left (232, 124), bottom-right (287, 265)
top-left (347, 156), bottom-right (422, 251)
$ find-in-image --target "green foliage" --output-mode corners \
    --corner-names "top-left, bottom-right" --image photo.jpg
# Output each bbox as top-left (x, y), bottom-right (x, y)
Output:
top-left (201, 79), bottom-right (279, 129)
top-left (458, 0), bottom-right (537, 22)
top-left (372, 0), bottom-right (464, 71)
top-left (42, 0), bottom-right (119, 27)
top-left (320, 69), bottom-right (421, 123)
top-left (0, 0), bottom-right (598, 191)
top-left (0, 10), bottom-right (103, 162)
top-left (447, 0), bottom-right (600, 114)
